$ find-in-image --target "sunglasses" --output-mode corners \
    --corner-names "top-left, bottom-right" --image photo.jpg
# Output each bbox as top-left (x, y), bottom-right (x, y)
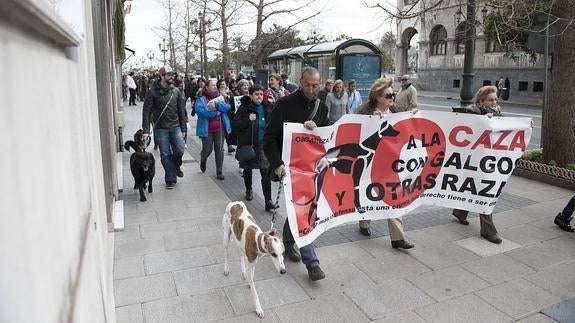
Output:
top-left (383, 92), bottom-right (396, 99)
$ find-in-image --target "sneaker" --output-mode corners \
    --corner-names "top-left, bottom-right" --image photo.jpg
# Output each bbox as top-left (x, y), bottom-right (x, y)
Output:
top-left (200, 160), bottom-right (206, 173)
top-left (166, 182), bottom-right (176, 189)
top-left (283, 245), bottom-right (301, 262)
top-left (216, 173), bottom-right (225, 180)
top-left (176, 168), bottom-right (184, 178)
top-left (307, 266), bottom-right (325, 281)
top-left (554, 213), bottom-right (574, 232)
top-left (245, 189), bottom-right (253, 201)
top-left (227, 145), bottom-right (236, 154)
top-left (391, 240), bottom-right (414, 249)
top-left (265, 200), bottom-right (279, 211)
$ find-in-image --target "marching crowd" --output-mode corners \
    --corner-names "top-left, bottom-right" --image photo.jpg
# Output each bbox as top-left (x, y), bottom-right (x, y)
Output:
top-left (133, 65), bottom-right (574, 282)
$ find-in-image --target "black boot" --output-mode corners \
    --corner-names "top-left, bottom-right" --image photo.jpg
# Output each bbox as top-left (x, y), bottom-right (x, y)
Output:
top-left (554, 213), bottom-right (574, 232)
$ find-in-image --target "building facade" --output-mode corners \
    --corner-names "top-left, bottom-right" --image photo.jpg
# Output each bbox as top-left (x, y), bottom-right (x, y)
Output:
top-left (396, 0), bottom-right (548, 98)
top-left (0, 0), bottom-right (125, 322)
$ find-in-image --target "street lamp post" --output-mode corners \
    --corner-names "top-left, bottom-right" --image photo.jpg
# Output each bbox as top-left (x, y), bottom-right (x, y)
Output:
top-left (159, 39), bottom-right (168, 66)
top-left (458, 1), bottom-right (490, 107)
top-left (459, 0), bottom-right (477, 107)
top-left (195, 11), bottom-right (207, 78)
top-left (146, 50), bottom-right (155, 68)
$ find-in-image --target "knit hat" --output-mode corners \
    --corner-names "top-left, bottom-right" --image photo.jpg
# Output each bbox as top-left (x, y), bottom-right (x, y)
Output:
top-left (237, 79), bottom-right (250, 88)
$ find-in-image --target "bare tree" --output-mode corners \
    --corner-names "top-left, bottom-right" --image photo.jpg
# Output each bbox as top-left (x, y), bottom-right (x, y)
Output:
top-left (242, 0), bottom-right (321, 67)
top-left (208, 0), bottom-right (250, 71)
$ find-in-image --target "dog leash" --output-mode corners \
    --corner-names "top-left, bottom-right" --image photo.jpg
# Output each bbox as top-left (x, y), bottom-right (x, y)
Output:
top-left (269, 180), bottom-right (283, 232)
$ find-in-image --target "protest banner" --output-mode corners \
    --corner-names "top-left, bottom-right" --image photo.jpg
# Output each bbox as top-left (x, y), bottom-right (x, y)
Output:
top-left (281, 110), bottom-right (532, 246)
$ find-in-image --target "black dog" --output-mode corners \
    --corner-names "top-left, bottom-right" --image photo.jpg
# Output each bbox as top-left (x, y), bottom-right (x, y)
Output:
top-left (124, 129), bottom-right (150, 153)
top-left (125, 130), bottom-right (155, 202)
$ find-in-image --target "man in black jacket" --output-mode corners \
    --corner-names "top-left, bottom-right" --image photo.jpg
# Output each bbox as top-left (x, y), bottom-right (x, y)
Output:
top-left (263, 67), bottom-right (330, 281)
top-left (142, 66), bottom-right (188, 189)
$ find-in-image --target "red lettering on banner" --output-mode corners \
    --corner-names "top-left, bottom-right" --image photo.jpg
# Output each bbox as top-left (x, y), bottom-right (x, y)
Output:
top-left (449, 126), bottom-right (472, 147)
top-left (449, 127), bottom-right (526, 151)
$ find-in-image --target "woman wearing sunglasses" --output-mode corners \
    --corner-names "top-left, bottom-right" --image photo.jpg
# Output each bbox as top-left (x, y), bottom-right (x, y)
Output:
top-left (355, 77), bottom-right (415, 249)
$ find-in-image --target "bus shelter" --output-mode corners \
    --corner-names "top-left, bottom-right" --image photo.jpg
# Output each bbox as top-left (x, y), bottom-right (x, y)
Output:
top-left (267, 39), bottom-right (382, 99)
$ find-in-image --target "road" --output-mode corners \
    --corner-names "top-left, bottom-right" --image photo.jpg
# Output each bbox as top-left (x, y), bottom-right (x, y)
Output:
top-left (417, 96), bottom-right (542, 149)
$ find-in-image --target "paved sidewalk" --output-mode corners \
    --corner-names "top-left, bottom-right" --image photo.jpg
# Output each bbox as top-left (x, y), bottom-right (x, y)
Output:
top-left (114, 104), bottom-right (574, 322)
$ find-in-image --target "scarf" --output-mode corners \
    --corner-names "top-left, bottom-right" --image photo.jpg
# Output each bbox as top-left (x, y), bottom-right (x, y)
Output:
top-left (205, 90), bottom-right (220, 101)
top-left (334, 90), bottom-right (344, 100)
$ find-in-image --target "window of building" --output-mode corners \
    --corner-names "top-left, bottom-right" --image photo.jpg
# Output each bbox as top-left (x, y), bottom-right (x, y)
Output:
top-left (455, 23), bottom-right (467, 54)
top-left (453, 79), bottom-right (461, 88)
top-left (485, 40), bottom-right (505, 53)
top-left (483, 80), bottom-right (492, 86)
top-left (430, 25), bottom-right (447, 55)
top-left (518, 81), bottom-right (528, 91)
top-left (533, 82), bottom-right (544, 92)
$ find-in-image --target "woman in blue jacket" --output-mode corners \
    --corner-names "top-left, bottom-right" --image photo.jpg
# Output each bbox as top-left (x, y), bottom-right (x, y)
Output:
top-left (195, 79), bottom-right (231, 180)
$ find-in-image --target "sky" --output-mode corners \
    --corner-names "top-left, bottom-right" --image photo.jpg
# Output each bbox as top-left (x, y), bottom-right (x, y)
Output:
top-left (123, 0), bottom-right (396, 68)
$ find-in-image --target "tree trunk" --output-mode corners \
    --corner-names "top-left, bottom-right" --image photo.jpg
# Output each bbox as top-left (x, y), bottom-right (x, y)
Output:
top-left (220, 0), bottom-right (230, 70)
top-left (543, 0), bottom-right (575, 166)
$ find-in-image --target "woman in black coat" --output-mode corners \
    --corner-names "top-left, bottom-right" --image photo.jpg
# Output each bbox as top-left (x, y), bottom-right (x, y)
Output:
top-left (231, 85), bottom-right (278, 211)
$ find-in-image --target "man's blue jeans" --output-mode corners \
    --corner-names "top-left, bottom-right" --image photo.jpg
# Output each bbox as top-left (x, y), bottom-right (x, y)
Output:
top-left (560, 195), bottom-right (575, 220)
top-left (283, 220), bottom-right (320, 269)
top-left (154, 127), bottom-right (185, 183)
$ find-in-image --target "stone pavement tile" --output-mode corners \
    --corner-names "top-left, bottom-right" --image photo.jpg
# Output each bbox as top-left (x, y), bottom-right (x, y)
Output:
top-left (444, 221), bottom-right (481, 237)
top-left (184, 192), bottom-right (230, 208)
top-left (142, 289), bottom-right (234, 323)
top-left (164, 229), bottom-right (222, 251)
top-left (346, 279), bottom-right (434, 320)
top-left (454, 236), bottom-right (521, 257)
top-left (371, 311), bottom-right (425, 323)
top-left (406, 225), bottom-right (467, 246)
top-left (115, 237), bottom-right (164, 258)
top-left (354, 236), bottom-right (405, 259)
top-left (355, 254), bottom-right (430, 284)
top-left (490, 209), bottom-right (535, 230)
top-left (506, 242), bottom-right (572, 271)
top-left (499, 224), bottom-right (558, 246)
top-left (516, 313), bottom-right (557, 323)
top-left (115, 304), bottom-right (143, 323)
top-left (144, 247), bottom-right (214, 275)
top-left (174, 260), bottom-right (282, 295)
top-left (541, 297), bottom-right (575, 323)
top-left (315, 241), bottom-right (375, 266)
top-left (156, 203), bottom-right (228, 223)
top-left (115, 225), bottom-right (141, 242)
top-left (206, 244), bottom-right (240, 263)
top-left (530, 219), bottom-right (575, 238)
top-left (114, 256), bottom-right (145, 280)
top-left (542, 235), bottom-right (575, 256)
top-left (504, 176), bottom-right (548, 195)
top-left (211, 312), bottom-right (280, 323)
top-left (139, 219), bottom-right (203, 239)
top-left (124, 211), bottom-right (158, 226)
top-left (291, 263), bottom-right (376, 298)
top-left (147, 199), bottom-right (188, 214)
top-left (515, 203), bottom-right (553, 221)
top-left (525, 262), bottom-right (575, 299)
top-left (460, 254), bottom-right (536, 285)
top-left (475, 278), bottom-right (561, 319)
top-left (224, 276), bottom-right (309, 315)
top-left (415, 294), bottom-right (512, 323)
top-left (407, 266), bottom-right (490, 301)
top-left (518, 186), bottom-right (574, 203)
top-left (407, 242), bottom-right (479, 270)
top-left (114, 273), bottom-right (177, 307)
top-left (272, 293), bottom-right (369, 323)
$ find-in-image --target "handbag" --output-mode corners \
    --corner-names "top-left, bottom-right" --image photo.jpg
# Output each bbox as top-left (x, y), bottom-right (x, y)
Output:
top-left (235, 120), bottom-right (256, 162)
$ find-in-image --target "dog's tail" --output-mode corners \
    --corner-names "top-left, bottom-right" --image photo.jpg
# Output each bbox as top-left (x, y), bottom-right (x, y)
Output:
top-left (124, 140), bottom-right (139, 152)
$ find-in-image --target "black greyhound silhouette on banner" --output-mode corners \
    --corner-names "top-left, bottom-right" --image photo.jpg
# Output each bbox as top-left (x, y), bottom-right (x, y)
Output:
top-left (293, 120), bottom-right (400, 226)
